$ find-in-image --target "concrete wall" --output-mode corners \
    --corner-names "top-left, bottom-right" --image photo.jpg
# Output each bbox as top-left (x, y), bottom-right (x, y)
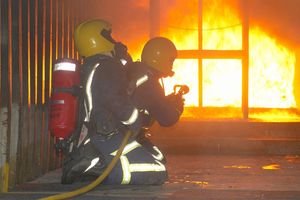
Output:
top-left (0, 0), bottom-right (79, 191)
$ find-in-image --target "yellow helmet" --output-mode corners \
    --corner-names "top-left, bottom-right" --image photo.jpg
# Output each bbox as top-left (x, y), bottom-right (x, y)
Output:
top-left (141, 37), bottom-right (177, 77)
top-left (74, 19), bottom-right (115, 57)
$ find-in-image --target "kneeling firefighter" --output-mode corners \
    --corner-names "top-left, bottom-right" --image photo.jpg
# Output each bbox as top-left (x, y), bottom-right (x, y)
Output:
top-left (62, 19), bottom-right (172, 185)
top-left (126, 37), bottom-right (186, 167)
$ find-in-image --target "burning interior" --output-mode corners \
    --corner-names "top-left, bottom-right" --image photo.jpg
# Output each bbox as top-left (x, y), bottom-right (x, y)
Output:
top-left (77, 0), bottom-right (300, 121)
top-left (3, 0), bottom-right (300, 192)
top-left (158, 0), bottom-right (299, 122)
top-left (159, 0), bottom-right (299, 122)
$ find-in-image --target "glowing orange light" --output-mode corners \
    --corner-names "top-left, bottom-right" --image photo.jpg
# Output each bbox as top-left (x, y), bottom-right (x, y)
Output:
top-left (127, 0), bottom-right (298, 120)
top-left (262, 163), bottom-right (280, 170)
top-left (223, 165), bottom-right (251, 169)
top-left (285, 155), bottom-right (299, 163)
top-left (160, 0), bottom-right (296, 112)
top-left (185, 180), bottom-right (209, 186)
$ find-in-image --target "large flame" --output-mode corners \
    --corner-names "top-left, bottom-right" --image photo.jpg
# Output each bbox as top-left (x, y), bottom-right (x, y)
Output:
top-left (127, 0), bottom-right (298, 120)
top-left (157, 0), bottom-right (297, 120)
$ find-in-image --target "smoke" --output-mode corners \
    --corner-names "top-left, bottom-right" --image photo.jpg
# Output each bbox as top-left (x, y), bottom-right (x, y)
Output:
top-left (76, 0), bottom-right (300, 55)
top-left (75, 0), bottom-right (150, 59)
top-left (249, 0), bottom-right (300, 47)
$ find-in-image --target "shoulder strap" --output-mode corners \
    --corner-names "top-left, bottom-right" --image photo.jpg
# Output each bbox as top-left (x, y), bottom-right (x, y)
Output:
top-left (71, 61), bottom-right (101, 141)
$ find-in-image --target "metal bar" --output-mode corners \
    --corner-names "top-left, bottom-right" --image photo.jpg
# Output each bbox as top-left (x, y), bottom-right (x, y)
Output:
top-left (198, 0), bottom-right (203, 107)
top-left (40, 0), bottom-right (46, 172)
top-left (34, 0), bottom-right (38, 105)
top-left (149, 0), bottom-right (160, 38)
top-left (0, 0), bottom-right (9, 109)
top-left (5, 0), bottom-right (13, 191)
top-left (178, 50), bottom-right (243, 59)
top-left (33, 0), bottom-right (38, 171)
top-left (242, 0), bottom-right (249, 119)
top-left (75, 0), bottom-right (80, 60)
top-left (7, 0), bottom-right (13, 165)
top-left (19, 0), bottom-right (23, 106)
top-left (67, 0), bottom-right (70, 58)
top-left (42, 0), bottom-right (46, 104)
top-left (53, 0), bottom-right (59, 168)
top-left (16, 0), bottom-right (24, 184)
top-left (47, 0), bottom-right (53, 173)
top-left (0, 0), bottom-right (2, 108)
top-left (0, 0), bottom-right (7, 190)
top-left (25, 0), bottom-right (32, 180)
top-left (27, 0), bottom-right (31, 106)
top-left (49, 0), bottom-right (53, 98)
top-left (71, 0), bottom-right (75, 59)
top-left (55, 0), bottom-right (58, 59)
top-left (61, 0), bottom-right (64, 57)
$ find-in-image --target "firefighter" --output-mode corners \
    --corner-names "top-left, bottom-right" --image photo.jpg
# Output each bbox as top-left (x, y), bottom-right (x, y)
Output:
top-left (61, 19), bottom-right (142, 184)
top-left (100, 36), bottom-right (185, 185)
top-left (126, 37), bottom-right (185, 166)
top-left (62, 19), bottom-right (184, 185)
top-left (127, 37), bottom-right (183, 126)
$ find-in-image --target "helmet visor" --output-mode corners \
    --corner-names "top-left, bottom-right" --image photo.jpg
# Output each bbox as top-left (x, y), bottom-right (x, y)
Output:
top-left (100, 29), bottom-right (116, 44)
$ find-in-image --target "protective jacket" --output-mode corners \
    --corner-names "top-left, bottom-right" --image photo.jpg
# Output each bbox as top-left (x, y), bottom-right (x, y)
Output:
top-left (126, 61), bottom-right (183, 127)
top-left (84, 56), bottom-right (169, 185)
top-left (81, 54), bottom-right (141, 137)
top-left (62, 56), bottom-right (174, 185)
top-left (62, 54), bottom-right (143, 184)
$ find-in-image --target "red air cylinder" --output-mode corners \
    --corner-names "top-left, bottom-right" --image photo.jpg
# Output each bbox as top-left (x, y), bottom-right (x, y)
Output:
top-left (49, 58), bottom-right (80, 139)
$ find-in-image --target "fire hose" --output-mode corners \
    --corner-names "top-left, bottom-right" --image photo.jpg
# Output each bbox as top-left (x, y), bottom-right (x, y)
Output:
top-left (173, 84), bottom-right (189, 96)
top-left (40, 84), bottom-right (189, 200)
top-left (39, 130), bottom-right (132, 200)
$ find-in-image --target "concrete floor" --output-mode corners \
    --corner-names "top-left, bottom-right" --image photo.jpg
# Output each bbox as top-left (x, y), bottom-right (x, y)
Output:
top-left (1, 154), bottom-right (300, 200)
top-left (2, 120), bottom-right (300, 199)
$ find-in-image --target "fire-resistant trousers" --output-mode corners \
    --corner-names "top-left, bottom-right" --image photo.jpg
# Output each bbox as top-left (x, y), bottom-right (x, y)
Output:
top-left (90, 132), bottom-right (168, 185)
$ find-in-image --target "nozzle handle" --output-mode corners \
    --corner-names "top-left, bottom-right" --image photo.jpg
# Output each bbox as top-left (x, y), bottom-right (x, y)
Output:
top-left (173, 84), bottom-right (189, 95)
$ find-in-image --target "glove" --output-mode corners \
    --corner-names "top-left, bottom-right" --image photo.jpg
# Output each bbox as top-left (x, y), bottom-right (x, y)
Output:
top-left (127, 111), bottom-right (144, 139)
top-left (167, 93), bottom-right (185, 115)
top-left (140, 110), bottom-right (155, 128)
top-left (114, 42), bottom-right (132, 65)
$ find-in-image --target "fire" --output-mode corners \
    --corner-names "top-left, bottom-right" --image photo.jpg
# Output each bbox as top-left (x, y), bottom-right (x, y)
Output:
top-left (262, 163), bottom-right (280, 170)
top-left (223, 165), bottom-right (251, 169)
top-left (249, 27), bottom-right (296, 108)
top-left (159, 0), bottom-right (296, 115)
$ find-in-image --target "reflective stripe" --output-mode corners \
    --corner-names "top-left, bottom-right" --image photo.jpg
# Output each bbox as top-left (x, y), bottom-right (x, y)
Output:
top-left (136, 75), bottom-right (148, 88)
top-left (84, 100), bottom-right (89, 122)
top-left (119, 156), bottom-right (166, 184)
top-left (54, 62), bottom-right (76, 71)
top-left (129, 160), bottom-right (166, 172)
top-left (110, 140), bottom-right (166, 184)
top-left (84, 157), bottom-right (99, 173)
top-left (52, 100), bottom-right (64, 105)
top-left (77, 124), bottom-right (89, 148)
top-left (84, 138), bottom-right (90, 145)
top-left (120, 156), bottom-right (131, 184)
top-left (111, 140), bottom-right (141, 184)
top-left (121, 140), bottom-right (141, 154)
top-left (120, 59), bottom-right (127, 65)
top-left (85, 63), bottom-right (100, 121)
top-left (110, 140), bottom-right (141, 156)
top-left (144, 109), bottom-right (150, 115)
top-left (68, 142), bottom-right (74, 153)
top-left (121, 108), bottom-right (139, 125)
top-left (152, 146), bottom-right (164, 161)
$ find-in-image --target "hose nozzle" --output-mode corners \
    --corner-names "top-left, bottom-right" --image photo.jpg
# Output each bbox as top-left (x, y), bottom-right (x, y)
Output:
top-left (173, 85), bottom-right (189, 95)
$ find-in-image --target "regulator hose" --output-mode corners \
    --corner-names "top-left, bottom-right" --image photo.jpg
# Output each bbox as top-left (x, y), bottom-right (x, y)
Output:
top-left (39, 130), bottom-right (132, 200)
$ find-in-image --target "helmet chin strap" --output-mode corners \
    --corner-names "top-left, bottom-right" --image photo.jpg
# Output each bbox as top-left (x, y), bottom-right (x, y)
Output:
top-left (169, 70), bottom-right (175, 77)
top-left (160, 78), bottom-right (166, 96)
top-left (159, 70), bottom-right (175, 96)
top-left (161, 70), bottom-right (174, 78)
top-left (101, 51), bottom-right (113, 57)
